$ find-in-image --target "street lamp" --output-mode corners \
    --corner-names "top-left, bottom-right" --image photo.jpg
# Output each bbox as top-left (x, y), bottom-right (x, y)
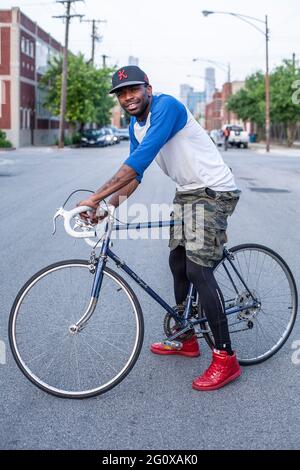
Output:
top-left (186, 73), bottom-right (215, 84)
top-left (202, 10), bottom-right (270, 152)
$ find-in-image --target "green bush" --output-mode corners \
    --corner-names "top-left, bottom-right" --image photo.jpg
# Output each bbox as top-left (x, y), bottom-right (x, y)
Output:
top-left (0, 129), bottom-right (12, 148)
top-left (54, 135), bottom-right (73, 146)
top-left (71, 132), bottom-right (82, 145)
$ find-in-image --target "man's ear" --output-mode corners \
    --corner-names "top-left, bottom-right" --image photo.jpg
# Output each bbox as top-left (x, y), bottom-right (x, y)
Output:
top-left (146, 84), bottom-right (153, 97)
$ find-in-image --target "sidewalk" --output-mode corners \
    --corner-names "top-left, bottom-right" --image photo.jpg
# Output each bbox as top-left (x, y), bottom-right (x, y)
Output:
top-left (250, 142), bottom-right (300, 157)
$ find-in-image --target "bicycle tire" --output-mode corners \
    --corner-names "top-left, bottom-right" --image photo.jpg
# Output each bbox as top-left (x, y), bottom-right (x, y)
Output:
top-left (9, 260), bottom-right (144, 398)
top-left (200, 244), bottom-right (298, 365)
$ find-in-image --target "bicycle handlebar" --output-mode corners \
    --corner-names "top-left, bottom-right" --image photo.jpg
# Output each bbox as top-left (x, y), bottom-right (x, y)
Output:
top-left (52, 205), bottom-right (116, 239)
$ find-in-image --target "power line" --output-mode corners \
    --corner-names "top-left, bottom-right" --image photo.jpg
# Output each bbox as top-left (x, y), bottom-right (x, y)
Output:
top-left (80, 18), bottom-right (107, 65)
top-left (53, 0), bottom-right (85, 148)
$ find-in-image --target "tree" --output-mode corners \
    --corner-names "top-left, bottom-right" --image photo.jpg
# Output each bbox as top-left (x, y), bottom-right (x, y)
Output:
top-left (227, 71), bottom-right (265, 126)
top-left (40, 53), bottom-right (115, 133)
top-left (270, 60), bottom-right (300, 146)
top-left (92, 67), bottom-right (116, 127)
top-left (227, 61), bottom-right (300, 146)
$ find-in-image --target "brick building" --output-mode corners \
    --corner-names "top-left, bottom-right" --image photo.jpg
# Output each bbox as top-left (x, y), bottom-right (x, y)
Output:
top-left (221, 82), bottom-right (232, 125)
top-left (0, 7), bottom-right (63, 147)
top-left (205, 91), bottom-right (222, 131)
top-left (205, 80), bottom-right (252, 132)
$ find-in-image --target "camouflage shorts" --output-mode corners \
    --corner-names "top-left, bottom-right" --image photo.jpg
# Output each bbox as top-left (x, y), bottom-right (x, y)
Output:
top-left (169, 187), bottom-right (241, 267)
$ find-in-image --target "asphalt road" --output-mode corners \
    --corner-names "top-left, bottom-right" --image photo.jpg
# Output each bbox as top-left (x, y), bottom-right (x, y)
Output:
top-left (0, 142), bottom-right (299, 450)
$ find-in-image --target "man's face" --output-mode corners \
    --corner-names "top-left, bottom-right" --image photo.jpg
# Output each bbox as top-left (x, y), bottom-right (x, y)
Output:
top-left (115, 84), bottom-right (152, 118)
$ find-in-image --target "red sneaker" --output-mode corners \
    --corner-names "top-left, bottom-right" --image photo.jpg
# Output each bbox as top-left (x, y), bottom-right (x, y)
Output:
top-left (150, 335), bottom-right (200, 357)
top-left (192, 349), bottom-right (241, 391)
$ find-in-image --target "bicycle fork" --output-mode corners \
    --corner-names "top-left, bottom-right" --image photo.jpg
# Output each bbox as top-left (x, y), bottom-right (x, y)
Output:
top-left (69, 220), bottom-right (112, 335)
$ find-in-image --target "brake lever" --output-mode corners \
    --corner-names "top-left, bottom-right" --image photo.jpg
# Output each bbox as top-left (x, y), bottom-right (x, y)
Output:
top-left (52, 207), bottom-right (64, 235)
top-left (73, 215), bottom-right (95, 230)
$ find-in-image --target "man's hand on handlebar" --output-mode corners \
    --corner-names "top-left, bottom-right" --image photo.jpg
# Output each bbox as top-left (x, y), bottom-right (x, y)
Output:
top-left (77, 198), bottom-right (99, 224)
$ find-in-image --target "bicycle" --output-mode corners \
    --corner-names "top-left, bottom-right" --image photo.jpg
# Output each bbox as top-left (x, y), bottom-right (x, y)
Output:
top-left (9, 194), bottom-right (298, 399)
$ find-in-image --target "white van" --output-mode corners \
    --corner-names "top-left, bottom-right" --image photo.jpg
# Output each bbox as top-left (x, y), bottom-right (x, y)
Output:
top-left (223, 125), bottom-right (249, 148)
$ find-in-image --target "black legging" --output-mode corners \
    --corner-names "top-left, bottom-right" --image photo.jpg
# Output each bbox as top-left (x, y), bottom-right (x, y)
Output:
top-left (169, 246), bottom-right (231, 350)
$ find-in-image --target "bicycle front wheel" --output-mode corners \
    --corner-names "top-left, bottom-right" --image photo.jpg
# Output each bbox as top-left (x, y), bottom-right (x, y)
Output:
top-left (9, 260), bottom-right (144, 398)
top-left (201, 244), bottom-right (298, 365)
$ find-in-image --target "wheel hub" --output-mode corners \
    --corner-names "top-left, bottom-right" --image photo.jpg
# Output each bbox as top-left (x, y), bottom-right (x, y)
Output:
top-left (69, 324), bottom-right (79, 335)
top-left (236, 289), bottom-right (261, 320)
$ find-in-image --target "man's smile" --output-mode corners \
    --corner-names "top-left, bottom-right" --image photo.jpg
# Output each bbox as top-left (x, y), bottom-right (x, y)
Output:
top-left (125, 102), bottom-right (139, 111)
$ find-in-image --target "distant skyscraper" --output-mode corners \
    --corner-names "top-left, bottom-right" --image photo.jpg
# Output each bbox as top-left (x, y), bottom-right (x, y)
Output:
top-left (205, 67), bottom-right (216, 104)
top-left (187, 91), bottom-right (206, 117)
top-left (179, 84), bottom-right (193, 106)
top-left (128, 56), bottom-right (139, 66)
top-left (179, 84), bottom-right (206, 124)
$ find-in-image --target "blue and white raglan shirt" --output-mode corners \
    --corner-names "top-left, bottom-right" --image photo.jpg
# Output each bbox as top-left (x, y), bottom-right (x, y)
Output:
top-left (124, 94), bottom-right (237, 192)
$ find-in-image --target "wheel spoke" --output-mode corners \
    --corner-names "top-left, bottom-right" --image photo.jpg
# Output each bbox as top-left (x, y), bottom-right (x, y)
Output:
top-left (9, 262), bottom-right (143, 397)
top-left (205, 246), bottom-right (298, 364)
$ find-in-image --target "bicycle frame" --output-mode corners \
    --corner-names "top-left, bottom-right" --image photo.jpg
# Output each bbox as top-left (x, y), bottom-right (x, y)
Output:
top-left (75, 215), bottom-right (260, 335)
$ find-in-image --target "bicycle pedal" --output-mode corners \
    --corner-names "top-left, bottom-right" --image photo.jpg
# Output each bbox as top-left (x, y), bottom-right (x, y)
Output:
top-left (163, 340), bottom-right (182, 350)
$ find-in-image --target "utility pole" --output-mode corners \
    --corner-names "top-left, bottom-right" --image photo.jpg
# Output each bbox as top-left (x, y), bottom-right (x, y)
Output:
top-left (227, 62), bottom-right (231, 83)
top-left (53, 0), bottom-right (84, 148)
top-left (265, 15), bottom-right (270, 152)
top-left (202, 10), bottom-right (271, 153)
top-left (102, 54), bottom-right (110, 68)
top-left (81, 18), bottom-right (107, 65)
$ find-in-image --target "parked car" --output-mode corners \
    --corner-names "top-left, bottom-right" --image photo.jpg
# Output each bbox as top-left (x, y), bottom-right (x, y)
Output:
top-left (102, 127), bottom-right (120, 145)
top-left (115, 128), bottom-right (130, 141)
top-left (80, 129), bottom-right (108, 147)
top-left (222, 124), bottom-right (249, 148)
top-left (210, 129), bottom-right (224, 147)
top-left (107, 126), bottom-right (130, 142)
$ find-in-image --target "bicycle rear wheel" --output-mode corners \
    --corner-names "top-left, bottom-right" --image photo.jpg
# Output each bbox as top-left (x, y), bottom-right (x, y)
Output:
top-left (9, 260), bottom-right (144, 398)
top-left (200, 244), bottom-right (298, 365)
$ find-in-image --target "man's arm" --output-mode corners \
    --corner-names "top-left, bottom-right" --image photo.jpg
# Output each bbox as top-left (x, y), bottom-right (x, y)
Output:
top-left (108, 178), bottom-right (139, 208)
top-left (94, 179), bottom-right (139, 222)
top-left (90, 164), bottom-right (137, 204)
top-left (77, 164), bottom-right (138, 221)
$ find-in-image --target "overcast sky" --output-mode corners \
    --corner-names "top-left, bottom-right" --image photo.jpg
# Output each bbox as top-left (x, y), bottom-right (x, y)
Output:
top-left (2, 0), bottom-right (300, 98)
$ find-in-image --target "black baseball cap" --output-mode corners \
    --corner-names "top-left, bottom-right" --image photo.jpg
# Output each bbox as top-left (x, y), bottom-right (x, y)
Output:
top-left (109, 65), bottom-right (150, 94)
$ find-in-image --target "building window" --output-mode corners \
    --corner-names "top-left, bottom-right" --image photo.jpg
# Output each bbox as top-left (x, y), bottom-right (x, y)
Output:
top-left (21, 108), bottom-right (32, 130)
top-left (21, 37), bottom-right (26, 53)
top-left (36, 86), bottom-right (51, 119)
top-left (21, 108), bottom-right (26, 129)
top-left (30, 42), bottom-right (34, 58)
top-left (21, 36), bottom-right (35, 58)
top-left (0, 80), bottom-right (5, 106)
top-left (26, 109), bottom-right (31, 129)
top-left (0, 80), bottom-right (5, 118)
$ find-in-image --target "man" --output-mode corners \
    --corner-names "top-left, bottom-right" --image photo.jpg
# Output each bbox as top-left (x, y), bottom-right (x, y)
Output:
top-left (78, 65), bottom-right (241, 391)
top-left (223, 126), bottom-right (230, 151)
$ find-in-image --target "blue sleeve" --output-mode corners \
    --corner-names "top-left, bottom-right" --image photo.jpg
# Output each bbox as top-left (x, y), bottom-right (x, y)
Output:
top-left (124, 96), bottom-right (187, 182)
